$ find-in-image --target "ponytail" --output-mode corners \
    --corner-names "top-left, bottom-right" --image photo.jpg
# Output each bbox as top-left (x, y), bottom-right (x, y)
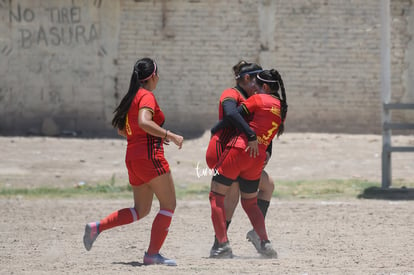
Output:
top-left (277, 75), bottom-right (287, 138)
top-left (112, 69), bottom-right (140, 130)
top-left (112, 58), bottom-right (156, 130)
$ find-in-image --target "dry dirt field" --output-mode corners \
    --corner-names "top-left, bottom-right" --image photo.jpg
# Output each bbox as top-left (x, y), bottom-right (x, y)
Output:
top-left (1, 132), bottom-right (414, 274)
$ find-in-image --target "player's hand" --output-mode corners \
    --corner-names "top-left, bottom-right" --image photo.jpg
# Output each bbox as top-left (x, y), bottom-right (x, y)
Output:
top-left (169, 132), bottom-right (184, 149)
top-left (245, 140), bottom-right (259, 158)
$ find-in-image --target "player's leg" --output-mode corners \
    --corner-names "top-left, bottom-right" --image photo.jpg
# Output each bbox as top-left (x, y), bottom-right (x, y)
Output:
top-left (210, 176), bottom-right (231, 243)
top-left (224, 181), bottom-right (240, 228)
top-left (239, 155), bottom-right (277, 258)
top-left (209, 175), bottom-right (234, 258)
top-left (83, 160), bottom-right (151, 251)
top-left (239, 178), bottom-right (277, 258)
top-left (212, 181), bottom-right (239, 249)
top-left (246, 170), bottom-right (275, 247)
top-left (209, 147), bottom-right (243, 258)
top-left (257, 170), bottom-right (274, 218)
top-left (239, 178), bottom-right (266, 240)
top-left (143, 172), bottom-right (177, 266)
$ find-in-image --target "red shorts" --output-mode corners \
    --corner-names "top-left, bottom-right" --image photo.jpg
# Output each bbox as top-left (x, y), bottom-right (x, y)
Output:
top-left (216, 146), bottom-right (265, 181)
top-left (205, 134), bottom-right (225, 169)
top-left (126, 154), bottom-right (170, 186)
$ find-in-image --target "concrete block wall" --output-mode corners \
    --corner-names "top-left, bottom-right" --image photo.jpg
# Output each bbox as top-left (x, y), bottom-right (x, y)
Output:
top-left (0, 0), bottom-right (413, 137)
top-left (0, 0), bottom-right (120, 136)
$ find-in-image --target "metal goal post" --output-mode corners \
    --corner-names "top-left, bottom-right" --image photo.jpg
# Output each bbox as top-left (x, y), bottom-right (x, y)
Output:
top-left (380, 0), bottom-right (414, 188)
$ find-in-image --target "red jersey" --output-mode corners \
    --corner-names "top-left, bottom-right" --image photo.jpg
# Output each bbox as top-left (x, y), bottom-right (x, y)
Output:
top-left (218, 87), bottom-right (247, 119)
top-left (125, 88), bottom-right (165, 161)
top-left (231, 94), bottom-right (282, 154)
top-left (205, 87), bottom-right (248, 168)
top-left (216, 87), bottom-right (247, 143)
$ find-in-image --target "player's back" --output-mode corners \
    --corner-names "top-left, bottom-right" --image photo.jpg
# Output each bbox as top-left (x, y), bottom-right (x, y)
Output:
top-left (249, 94), bottom-right (282, 148)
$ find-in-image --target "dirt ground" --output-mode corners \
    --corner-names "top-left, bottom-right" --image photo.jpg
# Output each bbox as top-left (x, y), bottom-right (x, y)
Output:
top-left (1, 132), bottom-right (414, 274)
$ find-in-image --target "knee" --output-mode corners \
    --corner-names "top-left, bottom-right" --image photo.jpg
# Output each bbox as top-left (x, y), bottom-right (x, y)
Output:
top-left (169, 199), bottom-right (177, 212)
top-left (135, 205), bottom-right (151, 219)
top-left (160, 198), bottom-right (176, 212)
top-left (241, 197), bottom-right (257, 211)
top-left (260, 176), bottom-right (275, 193)
top-left (209, 191), bottom-right (225, 208)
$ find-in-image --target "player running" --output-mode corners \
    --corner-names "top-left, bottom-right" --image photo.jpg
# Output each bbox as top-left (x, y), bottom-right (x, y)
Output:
top-left (83, 58), bottom-right (183, 266)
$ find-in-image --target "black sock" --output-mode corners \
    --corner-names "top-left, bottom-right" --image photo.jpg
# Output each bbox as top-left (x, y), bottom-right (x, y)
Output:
top-left (257, 199), bottom-right (270, 218)
top-left (226, 220), bottom-right (231, 230)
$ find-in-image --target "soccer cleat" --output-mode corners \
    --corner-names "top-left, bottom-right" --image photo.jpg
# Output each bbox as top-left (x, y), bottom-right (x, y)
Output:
top-left (83, 222), bottom-right (99, 251)
top-left (258, 240), bottom-right (278, 258)
top-left (246, 229), bottom-right (261, 253)
top-left (211, 236), bottom-right (219, 251)
top-left (209, 241), bottom-right (233, 259)
top-left (143, 252), bottom-right (177, 266)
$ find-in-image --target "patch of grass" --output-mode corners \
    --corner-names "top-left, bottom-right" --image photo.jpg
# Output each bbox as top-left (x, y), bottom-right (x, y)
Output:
top-left (0, 175), bottom-right (132, 199)
top-left (175, 183), bottom-right (210, 199)
top-left (1, 178), bottom-right (413, 200)
top-left (274, 179), bottom-right (378, 199)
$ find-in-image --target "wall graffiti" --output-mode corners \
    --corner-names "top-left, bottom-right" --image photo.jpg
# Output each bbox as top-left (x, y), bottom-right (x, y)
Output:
top-left (10, 4), bottom-right (99, 48)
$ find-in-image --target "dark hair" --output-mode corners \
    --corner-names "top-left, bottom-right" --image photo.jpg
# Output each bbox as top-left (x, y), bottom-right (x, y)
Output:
top-left (256, 69), bottom-right (288, 137)
top-left (232, 60), bottom-right (262, 80)
top-left (112, 58), bottom-right (157, 130)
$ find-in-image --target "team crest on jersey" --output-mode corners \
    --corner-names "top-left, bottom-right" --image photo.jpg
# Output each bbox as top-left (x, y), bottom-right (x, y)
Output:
top-left (270, 106), bottom-right (280, 117)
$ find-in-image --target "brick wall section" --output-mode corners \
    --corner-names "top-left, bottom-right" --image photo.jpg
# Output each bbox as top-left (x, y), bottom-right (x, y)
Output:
top-left (117, 0), bottom-right (260, 137)
top-left (0, 0), bottom-right (412, 137)
top-left (262, 0), bottom-right (385, 133)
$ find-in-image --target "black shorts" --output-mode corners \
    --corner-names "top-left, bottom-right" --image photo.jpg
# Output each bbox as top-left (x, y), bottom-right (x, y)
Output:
top-left (212, 174), bottom-right (259, 194)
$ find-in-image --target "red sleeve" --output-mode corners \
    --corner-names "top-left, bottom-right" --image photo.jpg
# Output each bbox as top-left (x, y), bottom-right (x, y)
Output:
top-left (241, 94), bottom-right (261, 114)
top-left (139, 92), bottom-right (156, 113)
top-left (219, 88), bottom-right (241, 104)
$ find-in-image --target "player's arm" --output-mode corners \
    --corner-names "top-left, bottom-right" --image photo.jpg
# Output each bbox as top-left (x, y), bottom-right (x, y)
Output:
top-left (211, 98), bottom-right (258, 136)
top-left (237, 95), bottom-right (260, 116)
top-left (138, 108), bottom-right (184, 149)
top-left (219, 98), bottom-right (257, 141)
top-left (210, 118), bottom-right (230, 135)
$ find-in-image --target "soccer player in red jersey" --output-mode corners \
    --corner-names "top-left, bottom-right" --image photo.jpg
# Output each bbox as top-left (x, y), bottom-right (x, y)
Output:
top-left (209, 69), bottom-right (288, 258)
top-left (206, 61), bottom-right (276, 254)
top-left (83, 58), bottom-right (183, 266)
top-left (206, 61), bottom-right (261, 168)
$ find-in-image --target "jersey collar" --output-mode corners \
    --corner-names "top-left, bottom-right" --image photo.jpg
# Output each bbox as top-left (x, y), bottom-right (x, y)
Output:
top-left (234, 85), bottom-right (249, 99)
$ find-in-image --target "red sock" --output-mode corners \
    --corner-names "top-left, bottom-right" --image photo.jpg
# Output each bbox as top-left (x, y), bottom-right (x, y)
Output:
top-left (241, 197), bottom-right (268, 241)
top-left (209, 191), bottom-right (228, 244)
top-left (98, 207), bottom-right (139, 233)
top-left (147, 209), bottom-right (174, 255)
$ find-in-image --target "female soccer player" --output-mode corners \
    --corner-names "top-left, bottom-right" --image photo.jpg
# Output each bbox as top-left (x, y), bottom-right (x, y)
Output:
top-left (206, 61), bottom-right (275, 254)
top-left (83, 58), bottom-right (184, 266)
top-left (209, 69), bottom-right (287, 259)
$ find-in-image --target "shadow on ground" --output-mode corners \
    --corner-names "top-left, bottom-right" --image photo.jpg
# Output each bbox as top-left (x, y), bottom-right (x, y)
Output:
top-left (358, 186), bottom-right (414, 200)
top-left (112, 261), bottom-right (143, 267)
